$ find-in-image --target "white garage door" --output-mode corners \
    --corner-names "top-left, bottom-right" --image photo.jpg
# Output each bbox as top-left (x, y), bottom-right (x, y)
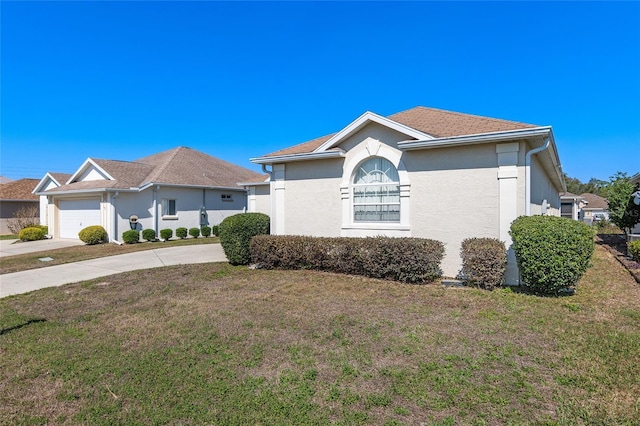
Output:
top-left (59, 199), bottom-right (101, 239)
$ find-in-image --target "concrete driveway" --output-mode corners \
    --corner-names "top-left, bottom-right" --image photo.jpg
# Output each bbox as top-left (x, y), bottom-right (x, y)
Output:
top-left (0, 241), bottom-right (228, 298)
top-left (0, 238), bottom-right (85, 257)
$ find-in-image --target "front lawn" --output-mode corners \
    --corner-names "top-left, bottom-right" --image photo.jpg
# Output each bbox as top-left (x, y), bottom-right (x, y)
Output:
top-left (1, 245), bottom-right (639, 424)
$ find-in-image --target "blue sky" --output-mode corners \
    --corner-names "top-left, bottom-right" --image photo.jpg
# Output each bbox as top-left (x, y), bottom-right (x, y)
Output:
top-left (1, 1), bottom-right (639, 184)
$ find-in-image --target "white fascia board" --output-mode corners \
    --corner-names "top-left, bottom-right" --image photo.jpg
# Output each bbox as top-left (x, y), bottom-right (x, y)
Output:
top-left (238, 181), bottom-right (270, 186)
top-left (32, 173), bottom-right (58, 194)
top-left (137, 182), bottom-right (248, 192)
top-left (251, 149), bottom-right (346, 165)
top-left (314, 111), bottom-right (434, 153)
top-left (35, 188), bottom-right (115, 196)
top-left (67, 158), bottom-right (115, 184)
top-left (397, 127), bottom-right (553, 150)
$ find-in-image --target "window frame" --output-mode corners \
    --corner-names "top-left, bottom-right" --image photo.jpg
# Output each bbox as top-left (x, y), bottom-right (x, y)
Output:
top-left (162, 198), bottom-right (177, 219)
top-left (351, 157), bottom-right (401, 223)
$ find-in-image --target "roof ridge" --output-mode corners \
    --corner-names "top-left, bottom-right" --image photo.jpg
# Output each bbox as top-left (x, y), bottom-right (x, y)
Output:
top-left (141, 147), bottom-right (184, 183)
top-left (390, 106), bottom-right (539, 128)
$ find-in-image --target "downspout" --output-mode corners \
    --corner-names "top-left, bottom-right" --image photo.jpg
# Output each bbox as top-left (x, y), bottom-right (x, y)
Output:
top-left (111, 191), bottom-right (120, 244)
top-left (153, 185), bottom-right (159, 236)
top-left (525, 138), bottom-right (550, 216)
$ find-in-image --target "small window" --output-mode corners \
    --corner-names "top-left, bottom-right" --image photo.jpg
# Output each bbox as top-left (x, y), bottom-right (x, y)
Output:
top-left (221, 194), bottom-right (233, 202)
top-left (162, 199), bottom-right (176, 216)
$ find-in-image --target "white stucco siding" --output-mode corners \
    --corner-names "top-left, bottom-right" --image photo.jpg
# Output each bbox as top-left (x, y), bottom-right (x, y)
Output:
top-left (282, 159), bottom-right (343, 236)
top-left (248, 185), bottom-right (270, 215)
top-left (405, 144), bottom-right (501, 278)
top-left (529, 156), bottom-right (560, 216)
top-left (338, 122), bottom-right (411, 152)
top-left (204, 188), bottom-right (248, 226)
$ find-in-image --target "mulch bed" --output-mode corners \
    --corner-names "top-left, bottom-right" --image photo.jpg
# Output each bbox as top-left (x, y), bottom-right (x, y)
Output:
top-left (596, 234), bottom-right (640, 284)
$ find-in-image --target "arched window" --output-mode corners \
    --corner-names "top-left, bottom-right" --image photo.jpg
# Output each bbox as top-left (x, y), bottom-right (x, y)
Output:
top-left (352, 157), bottom-right (400, 222)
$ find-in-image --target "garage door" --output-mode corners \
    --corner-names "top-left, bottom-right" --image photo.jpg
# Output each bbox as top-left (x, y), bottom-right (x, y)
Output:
top-left (59, 199), bottom-right (101, 239)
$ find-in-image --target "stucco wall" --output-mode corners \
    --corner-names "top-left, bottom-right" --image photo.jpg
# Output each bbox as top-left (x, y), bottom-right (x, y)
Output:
top-left (405, 144), bottom-right (501, 278)
top-left (529, 155), bottom-right (561, 216)
top-left (248, 185), bottom-right (271, 215)
top-left (0, 201), bottom-right (39, 234)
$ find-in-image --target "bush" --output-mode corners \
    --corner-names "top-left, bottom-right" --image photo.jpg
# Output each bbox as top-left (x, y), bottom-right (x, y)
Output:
top-left (201, 225), bottom-right (212, 238)
top-left (122, 230), bottom-right (140, 244)
top-left (160, 228), bottom-right (173, 241)
top-left (7, 205), bottom-right (39, 235)
top-left (176, 227), bottom-right (188, 239)
top-left (219, 213), bottom-right (270, 265)
top-left (189, 227), bottom-right (200, 238)
top-left (460, 238), bottom-right (506, 290)
top-left (142, 229), bottom-right (157, 242)
top-left (629, 240), bottom-right (640, 261)
top-left (78, 225), bottom-right (107, 245)
top-left (212, 225), bottom-right (219, 236)
top-left (510, 216), bottom-right (594, 295)
top-left (18, 226), bottom-right (45, 242)
top-left (40, 225), bottom-right (49, 235)
top-left (251, 235), bottom-right (444, 284)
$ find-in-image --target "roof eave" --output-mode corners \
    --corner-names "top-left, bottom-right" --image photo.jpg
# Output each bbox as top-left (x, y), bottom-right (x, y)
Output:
top-left (397, 127), bottom-right (553, 150)
top-left (251, 150), bottom-right (346, 165)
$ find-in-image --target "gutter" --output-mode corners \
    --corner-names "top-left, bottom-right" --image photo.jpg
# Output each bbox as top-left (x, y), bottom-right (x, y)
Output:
top-left (251, 149), bottom-right (345, 165)
top-left (397, 127), bottom-right (553, 150)
top-left (525, 138), bottom-right (550, 216)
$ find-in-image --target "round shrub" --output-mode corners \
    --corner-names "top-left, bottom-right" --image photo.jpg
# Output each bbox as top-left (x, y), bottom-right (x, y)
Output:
top-left (122, 230), bottom-right (140, 244)
top-left (78, 225), bottom-right (107, 245)
top-left (219, 213), bottom-right (270, 265)
top-left (160, 228), bottom-right (173, 241)
top-left (510, 216), bottom-right (594, 295)
top-left (175, 227), bottom-right (188, 239)
top-left (212, 225), bottom-right (219, 236)
top-left (460, 238), bottom-right (507, 290)
top-left (629, 240), bottom-right (640, 262)
top-left (18, 226), bottom-right (45, 242)
top-left (142, 229), bottom-right (156, 242)
top-left (189, 227), bottom-right (200, 238)
top-left (201, 225), bottom-right (212, 237)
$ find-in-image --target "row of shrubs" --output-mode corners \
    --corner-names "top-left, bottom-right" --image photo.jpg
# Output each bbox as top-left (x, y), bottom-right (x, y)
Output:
top-left (122, 226), bottom-right (219, 244)
top-left (250, 235), bottom-right (445, 284)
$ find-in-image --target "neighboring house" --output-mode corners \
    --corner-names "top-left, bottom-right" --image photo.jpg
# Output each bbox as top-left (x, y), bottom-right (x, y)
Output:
top-left (579, 193), bottom-right (609, 224)
top-left (249, 106), bottom-right (565, 285)
top-left (0, 178), bottom-right (40, 234)
top-left (560, 192), bottom-right (586, 220)
top-left (33, 147), bottom-right (265, 242)
top-left (0, 176), bottom-right (14, 184)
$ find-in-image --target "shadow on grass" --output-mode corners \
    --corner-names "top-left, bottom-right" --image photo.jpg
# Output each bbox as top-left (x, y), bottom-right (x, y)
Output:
top-left (0, 318), bottom-right (46, 336)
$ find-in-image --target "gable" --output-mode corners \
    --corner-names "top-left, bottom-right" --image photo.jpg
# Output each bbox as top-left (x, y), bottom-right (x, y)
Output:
top-left (332, 121), bottom-right (421, 154)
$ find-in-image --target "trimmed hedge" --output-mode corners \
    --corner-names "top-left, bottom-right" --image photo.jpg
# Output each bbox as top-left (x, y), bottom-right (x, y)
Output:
top-left (251, 235), bottom-right (444, 284)
top-left (18, 226), bottom-right (45, 242)
top-left (78, 225), bottom-right (108, 245)
top-left (219, 213), bottom-right (270, 265)
top-left (460, 238), bottom-right (506, 290)
top-left (122, 230), bottom-right (140, 244)
top-left (629, 240), bottom-right (640, 262)
top-left (160, 228), bottom-right (173, 241)
top-left (142, 229), bottom-right (157, 242)
top-left (212, 225), bottom-right (219, 237)
top-left (201, 225), bottom-right (212, 238)
top-left (189, 227), bottom-right (200, 238)
top-left (510, 216), bottom-right (594, 295)
top-left (176, 227), bottom-right (188, 239)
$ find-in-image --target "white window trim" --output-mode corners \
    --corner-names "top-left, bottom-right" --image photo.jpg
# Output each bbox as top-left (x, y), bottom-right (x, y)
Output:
top-left (340, 138), bottom-right (411, 236)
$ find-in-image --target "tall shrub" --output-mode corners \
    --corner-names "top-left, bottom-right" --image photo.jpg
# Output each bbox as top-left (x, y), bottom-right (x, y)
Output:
top-left (78, 225), bottom-right (107, 245)
top-left (460, 238), bottom-right (506, 290)
top-left (219, 213), bottom-right (270, 265)
top-left (510, 216), bottom-right (594, 295)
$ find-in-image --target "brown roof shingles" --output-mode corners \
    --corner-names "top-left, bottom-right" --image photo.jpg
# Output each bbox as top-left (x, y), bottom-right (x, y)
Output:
top-left (262, 106), bottom-right (539, 158)
top-left (0, 179), bottom-right (39, 201)
top-left (45, 147), bottom-right (265, 193)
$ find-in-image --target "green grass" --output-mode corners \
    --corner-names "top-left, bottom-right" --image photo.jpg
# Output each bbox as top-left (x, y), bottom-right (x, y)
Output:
top-left (0, 236), bottom-right (220, 274)
top-left (1, 245), bottom-right (639, 424)
top-left (0, 234), bottom-right (18, 240)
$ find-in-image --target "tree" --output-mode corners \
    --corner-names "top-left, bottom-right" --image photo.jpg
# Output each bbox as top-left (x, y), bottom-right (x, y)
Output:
top-left (7, 205), bottom-right (39, 235)
top-left (601, 172), bottom-right (640, 237)
top-left (563, 173), bottom-right (606, 196)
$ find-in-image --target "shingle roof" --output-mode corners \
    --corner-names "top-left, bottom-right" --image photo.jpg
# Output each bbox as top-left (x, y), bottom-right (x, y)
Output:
top-left (580, 193), bottom-right (609, 210)
top-left (45, 147), bottom-right (266, 193)
top-left (262, 106), bottom-right (539, 158)
top-left (0, 178), bottom-right (39, 201)
top-left (49, 173), bottom-right (72, 185)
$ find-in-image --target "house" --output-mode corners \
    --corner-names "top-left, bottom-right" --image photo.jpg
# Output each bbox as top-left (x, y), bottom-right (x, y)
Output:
top-left (560, 192), bottom-right (586, 220)
top-left (0, 178), bottom-right (40, 234)
top-left (35, 173), bottom-right (72, 228)
top-left (33, 147), bottom-right (265, 242)
top-left (579, 192), bottom-right (609, 224)
top-left (249, 106), bottom-right (565, 285)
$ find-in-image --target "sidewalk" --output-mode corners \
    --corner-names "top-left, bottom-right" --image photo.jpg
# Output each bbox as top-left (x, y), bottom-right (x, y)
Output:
top-left (0, 244), bottom-right (228, 298)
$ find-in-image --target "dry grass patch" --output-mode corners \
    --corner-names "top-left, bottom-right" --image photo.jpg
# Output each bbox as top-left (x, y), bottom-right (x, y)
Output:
top-left (1, 245), bottom-right (639, 425)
